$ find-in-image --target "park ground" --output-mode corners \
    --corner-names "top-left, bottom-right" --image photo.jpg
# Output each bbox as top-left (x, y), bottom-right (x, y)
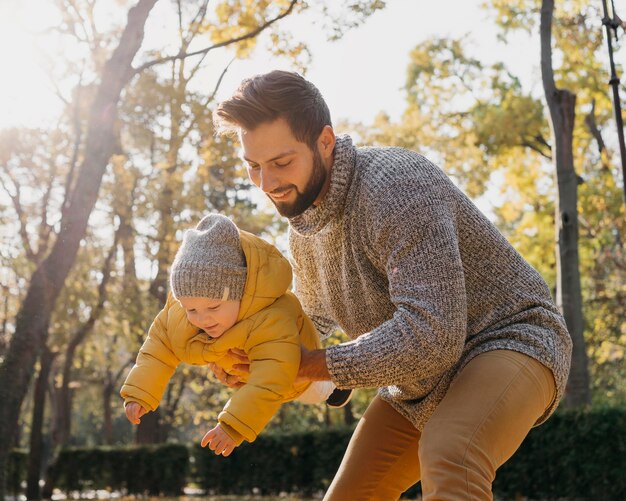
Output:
top-left (33, 494), bottom-right (582, 501)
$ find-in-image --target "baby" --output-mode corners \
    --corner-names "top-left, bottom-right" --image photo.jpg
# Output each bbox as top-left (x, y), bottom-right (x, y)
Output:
top-left (120, 214), bottom-right (349, 456)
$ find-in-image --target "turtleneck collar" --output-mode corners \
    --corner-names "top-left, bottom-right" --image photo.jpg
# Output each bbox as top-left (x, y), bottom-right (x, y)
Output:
top-left (288, 134), bottom-right (356, 236)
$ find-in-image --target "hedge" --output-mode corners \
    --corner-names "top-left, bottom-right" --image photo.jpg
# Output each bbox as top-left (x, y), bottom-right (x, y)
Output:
top-left (192, 426), bottom-right (353, 496)
top-left (7, 449), bottom-right (28, 497)
top-left (492, 407), bottom-right (626, 500)
top-left (192, 408), bottom-right (626, 500)
top-left (8, 408), bottom-right (626, 500)
top-left (44, 443), bottom-right (188, 496)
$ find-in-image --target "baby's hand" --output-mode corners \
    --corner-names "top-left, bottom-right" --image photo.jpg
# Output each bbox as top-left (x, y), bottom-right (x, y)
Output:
top-left (125, 402), bottom-right (147, 425)
top-left (201, 424), bottom-right (237, 457)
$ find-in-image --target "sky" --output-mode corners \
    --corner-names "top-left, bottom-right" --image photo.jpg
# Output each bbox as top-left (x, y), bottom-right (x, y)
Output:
top-left (0, 0), bottom-right (622, 268)
top-left (212, 0), bottom-right (541, 124)
top-left (2, 0), bottom-right (621, 226)
top-left (0, 0), bottom-right (548, 130)
top-left (1, 1), bottom-right (624, 128)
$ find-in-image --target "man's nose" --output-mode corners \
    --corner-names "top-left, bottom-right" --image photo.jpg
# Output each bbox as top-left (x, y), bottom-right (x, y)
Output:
top-left (258, 167), bottom-right (280, 194)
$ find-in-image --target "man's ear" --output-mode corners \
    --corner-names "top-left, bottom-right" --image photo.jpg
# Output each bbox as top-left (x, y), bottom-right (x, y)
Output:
top-left (317, 125), bottom-right (336, 161)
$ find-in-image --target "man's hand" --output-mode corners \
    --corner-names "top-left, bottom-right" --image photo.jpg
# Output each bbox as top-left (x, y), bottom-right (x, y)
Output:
top-left (228, 347), bottom-right (251, 373)
top-left (201, 424), bottom-right (237, 457)
top-left (208, 348), bottom-right (250, 389)
top-left (297, 346), bottom-right (331, 382)
top-left (125, 402), bottom-right (147, 425)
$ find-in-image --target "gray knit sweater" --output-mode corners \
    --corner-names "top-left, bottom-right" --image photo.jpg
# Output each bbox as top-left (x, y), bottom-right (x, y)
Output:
top-left (288, 135), bottom-right (572, 430)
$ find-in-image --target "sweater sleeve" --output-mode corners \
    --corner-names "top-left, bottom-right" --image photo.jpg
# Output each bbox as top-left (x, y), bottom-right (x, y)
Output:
top-left (217, 311), bottom-right (301, 445)
top-left (120, 294), bottom-right (181, 411)
top-left (326, 195), bottom-right (467, 388)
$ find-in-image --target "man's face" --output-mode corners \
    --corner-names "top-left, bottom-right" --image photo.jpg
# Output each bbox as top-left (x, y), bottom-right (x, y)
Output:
top-left (240, 118), bottom-right (332, 218)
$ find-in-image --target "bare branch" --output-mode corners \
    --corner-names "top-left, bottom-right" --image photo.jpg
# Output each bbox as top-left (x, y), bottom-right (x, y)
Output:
top-left (183, 0), bottom-right (210, 48)
top-left (52, 0), bottom-right (89, 43)
top-left (533, 133), bottom-right (551, 151)
top-left (521, 138), bottom-right (552, 160)
top-left (61, 78), bottom-right (84, 219)
top-left (49, 79), bottom-right (71, 107)
top-left (87, 0), bottom-right (99, 43)
top-left (133, 0), bottom-right (299, 75)
top-left (182, 1), bottom-right (212, 80)
top-left (180, 58), bottom-right (235, 140)
top-left (64, 223), bottom-right (120, 364)
top-left (207, 56), bottom-right (235, 103)
top-left (185, 50), bottom-right (210, 82)
top-left (66, 0), bottom-right (93, 45)
top-left (177, 0), bottom-right (183, 34)
top-left (584, 99), bottom-right (613, 172)
top-left (0, 165), bottom-right (36, 262)
top-left (114, 358), bottom-right (135, 383)
top-left (36, 158), bottom-right (59, 261)
top-left (164, 372), bottom-right (187, 414)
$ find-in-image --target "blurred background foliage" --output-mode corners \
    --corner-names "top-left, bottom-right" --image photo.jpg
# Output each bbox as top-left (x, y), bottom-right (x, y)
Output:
top-left (0, 0), bottom-right (624, 497)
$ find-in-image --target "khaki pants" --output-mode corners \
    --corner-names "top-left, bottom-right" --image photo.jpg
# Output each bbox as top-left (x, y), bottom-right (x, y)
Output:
top-left (324, 350), bottom-right (556, 501)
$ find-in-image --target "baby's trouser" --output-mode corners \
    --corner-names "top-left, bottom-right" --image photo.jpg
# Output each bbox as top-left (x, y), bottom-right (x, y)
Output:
top-left (297, 380), bottom-right (336, 404)
top-left (324, 350), bottom-right (556, 501)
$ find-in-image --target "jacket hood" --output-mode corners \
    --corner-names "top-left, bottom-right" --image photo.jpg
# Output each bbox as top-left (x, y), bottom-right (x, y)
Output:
top-left (236, 230), bottom-right (292, 321)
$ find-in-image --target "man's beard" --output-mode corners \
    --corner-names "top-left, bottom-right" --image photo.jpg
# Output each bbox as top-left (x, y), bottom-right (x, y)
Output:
top-left (269, 148), bottom-right (327, 218)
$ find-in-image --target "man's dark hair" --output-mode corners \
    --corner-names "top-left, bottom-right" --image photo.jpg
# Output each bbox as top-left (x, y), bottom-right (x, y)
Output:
top-left (213, 70), bottom-right (332, 149)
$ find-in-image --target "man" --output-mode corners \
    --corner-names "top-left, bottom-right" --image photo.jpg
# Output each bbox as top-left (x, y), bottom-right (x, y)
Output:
top-left (211, 70), bottom-right (572, 500)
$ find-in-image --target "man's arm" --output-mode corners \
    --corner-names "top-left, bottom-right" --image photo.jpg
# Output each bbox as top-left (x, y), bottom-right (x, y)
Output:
top-left (226, 344), bottom-right (332, 384)
top-left (298, 347), bottom-right (331, 381)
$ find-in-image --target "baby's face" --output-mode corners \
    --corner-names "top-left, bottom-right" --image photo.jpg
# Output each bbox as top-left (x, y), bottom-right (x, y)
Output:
top-left (178, 296), bottom-right (241, 338)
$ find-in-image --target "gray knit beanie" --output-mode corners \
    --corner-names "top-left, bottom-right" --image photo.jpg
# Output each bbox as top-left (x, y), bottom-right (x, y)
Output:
top-left (170, 214), bottom-right (247, 301)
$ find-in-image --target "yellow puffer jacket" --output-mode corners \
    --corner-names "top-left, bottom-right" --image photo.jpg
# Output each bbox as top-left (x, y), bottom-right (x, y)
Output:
top-left (120, 230), bottom-right (321, 445)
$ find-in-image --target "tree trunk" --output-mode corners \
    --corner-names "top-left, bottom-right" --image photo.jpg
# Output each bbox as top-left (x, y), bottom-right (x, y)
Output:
top-left (553, 90), bottom-right (590, 407)
top-left (324, 406), bottom-right (331, 427)
top-left (102, 354), bottom-right (134, 446)
top-left (51, 344), bottom-right (77, 449)
top-left (343, 401), bottom-right (355, 426)
top-left (141, 157), bottom-right (183, 445)
top-left (139, 174), bottom-right (177, 440)
top-left (0, 285), bottom-right (8, 357)
top-left (135, 409), bottom-right (163, 444)
top-left (26, 348), bottom-right (56, 500)
top-left (53, 236), bottom-right (117, 450)
top-left (540, 0), bottom-right (590, 407)
top-left (0, 1), bottom-right (158, 496)
top-left (102, 380), bottom-right (114, 445)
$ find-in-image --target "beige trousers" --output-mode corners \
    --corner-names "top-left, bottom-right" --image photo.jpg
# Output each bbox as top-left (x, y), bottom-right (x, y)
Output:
top-left (324, 350), bottom-right (556, 501)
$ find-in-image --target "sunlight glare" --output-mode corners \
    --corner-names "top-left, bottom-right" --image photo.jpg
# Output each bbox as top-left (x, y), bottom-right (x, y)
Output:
top-left (0, 1), bottom-right (63, 129)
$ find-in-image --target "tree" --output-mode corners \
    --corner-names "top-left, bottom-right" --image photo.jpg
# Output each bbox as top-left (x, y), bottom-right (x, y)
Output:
top-left (0, 1), bottom-right (158, 496)
top-left (0, 126), bottom-right (76, 500)
top-left (354, 1), bottom-right (624, 407)
top-left (50, 229), bottom-right (117, 450)
top-left (540, 0), bottom-right (589, 406)
top-left (486, 0), bottom-right (623, 405)
top-left (25, 347), bottom-right (56, 501)
top-left (1, 2), bottom-right (392, 489)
